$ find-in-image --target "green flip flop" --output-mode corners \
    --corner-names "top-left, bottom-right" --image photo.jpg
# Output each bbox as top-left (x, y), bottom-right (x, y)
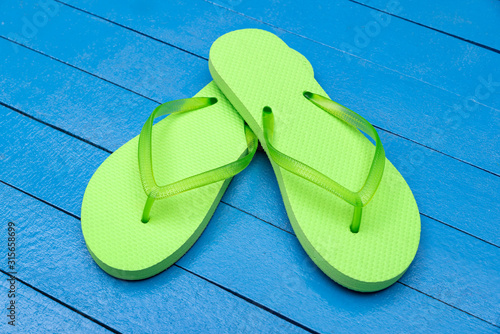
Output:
top-left (209, 29), bottom-right (421, 292)
top-left (81, 82), bottom-right (257, 280)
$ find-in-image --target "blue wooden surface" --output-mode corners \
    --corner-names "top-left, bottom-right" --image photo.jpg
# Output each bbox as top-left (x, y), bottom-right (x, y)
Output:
top-left (0, 0), bottom-right (499, 332)
top-left (352, 0), bottom-right (500, 51)
top-left (0, 273), bottom-right (110, 333)
top-left (56, 0), bottom-right (500, 111)
top-left (4, 0), bottom-right (498, 176)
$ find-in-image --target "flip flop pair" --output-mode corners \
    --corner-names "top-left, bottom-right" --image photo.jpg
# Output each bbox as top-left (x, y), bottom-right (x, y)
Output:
top-left (82, 29), bottom-right (420, 292)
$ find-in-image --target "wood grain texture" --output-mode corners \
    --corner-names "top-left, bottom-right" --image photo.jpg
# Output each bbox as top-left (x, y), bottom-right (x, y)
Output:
top-left (0, 0), bottom-right (498, 332)
top-left (0, 182), bottom-right (307, 333)
top-left (0, 273), bottom-right (111, 333)
top-left (0, 103), bottom-right (498, 330)
top-left (222, 153), bottom-right (500, 325)
top-left (0, 23), bottom-right (498, 246)
top-left (57, 0), bottom-right (500, 112)
top-left (351, 0), bottom-right (500, 51)
top-left (3, 0), bottom-right (496, 177)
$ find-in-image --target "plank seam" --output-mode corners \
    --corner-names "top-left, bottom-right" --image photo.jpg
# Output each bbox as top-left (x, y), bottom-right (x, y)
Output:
top-left (53, 0), bottom-right (208, 62)
top-left (398, 282), bottom-right (499, 328)
top-left (372, 125), bottom-right (500, 178)
top-left (1, 2), bottom-right (497, 329)
top-left (0, 180), bottom-right (314, 333)
top-left (221, 201), bottom-right (295, 236)
top-left (224, 199), bottom-right (500, 249)
top-left (0, 178), bottom-right (497, 327)
top-left (0, 180), bottom-right (81, 221)
top-left (200, 0), bottom-right (500, 113)
top-left (0, 270), bottom-right (121, 333)
top-left (1, 33), bottom-right (498, 180)
top-left (53, 0), bottom-right (500, 114)
top-left (41, 1), bottom-right (500, 174)
top-left (0, 102), bottom-right (113, 155)
top-left (348, 0), bottom-right (500, 55)
top-left (0, 32), bottom-right (498, 246)
top-left (47, 0), bottom-right (500, 114)
top-left (4, 95), bottom-right (498, 248)
top-left (1, 42), bottom-right (499, 246)
top-left (0, 36), bottom-right (160, 105)
top-left (176, 266), bottom-right (320, 334)
top-left (419, 213), bottom-right (499, 248)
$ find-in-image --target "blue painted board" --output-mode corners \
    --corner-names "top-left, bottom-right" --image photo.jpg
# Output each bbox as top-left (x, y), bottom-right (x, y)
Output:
top-left (0, 273), bottom-right (110, 333)
top-left (0, 2), bottom-right (209, 103)
top-left (1, 37), bottom-right (498, 248)
top-left (0, 38), bottom-right (160, 153)
top-left (353, 0), bottom-right (500, 51)
top-left (1, 176), bottom-right (498, 332)
top-left (59, 0), bottom-right (500, 111)
top-left (0, 1), bottom-right (498, 331)
top-left (4, 0), bottom-right (497, 177)
top-left (0, 102), bottom-right (498, 328)
top-left (222, 153), bottom-right (500, 325)
top-left (180, 204), bottom-right (500, 331)
top-left (0, 11), bottom-right (499, 246)
top-left (0, 183), bottom-right (306, 333)
top-left (224, 132), bottom-right (500, 250)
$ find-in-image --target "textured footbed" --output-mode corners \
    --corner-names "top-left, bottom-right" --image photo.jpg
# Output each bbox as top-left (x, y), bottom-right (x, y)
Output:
top-left (209, 29), bottom-right (421, 292)
top-left (81, 82), bottom-right (248, 280)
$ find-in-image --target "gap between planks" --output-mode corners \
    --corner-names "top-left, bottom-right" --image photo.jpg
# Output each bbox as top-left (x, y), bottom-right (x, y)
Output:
top-left (0, 270), bottom-right (121, 333)
top-left (1, 34), bottom-right (500, 239)
top-left (347, 0), bottom-right (500, 55)
top-left (199, 0), bottom-right (500, 113)
top-left (37, 1), bottom-right (500, 176)
top-left (0, 3), bottom-right (499, 329)
top-left (0, 174), bottom-right (498, 329)
top-left (0, 179), bottom-right (318, 334)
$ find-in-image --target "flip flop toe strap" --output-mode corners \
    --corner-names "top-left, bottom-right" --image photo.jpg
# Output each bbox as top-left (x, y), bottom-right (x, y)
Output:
top-left (262, 92), bottom-right (385, 233)
top-left (138, 97), bottom-right (258, 223)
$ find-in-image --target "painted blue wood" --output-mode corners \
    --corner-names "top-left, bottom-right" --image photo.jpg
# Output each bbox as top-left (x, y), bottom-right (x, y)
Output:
top-left (0, 39), bottom-right (160, 153)
top-left (0, 35), bottom-right (498, 246)
top-left (0, 1), bottom-right (498, 331)
top-left (224, 130), bottom-right (500, 250)
top-left (179, 204), bottom-right (500, 332)
top-left (222, 153), bottom-right (500, 325)
top-left (58, 0), bottom-right (500, 112)
top-left (0, 168), bottom-right (498, 333)
top-left (0, 184), bottom-right (306, 333)
top-left (0, 102), bottom-right (498, 328)
top-left (4, 0), bottom-right (496, 178)
top-left (353, 0), bottom-right (500, 51)
top-left (0, 2), bottom-right (210, 105)
top-left (0, 273), bottom-right (110, 333)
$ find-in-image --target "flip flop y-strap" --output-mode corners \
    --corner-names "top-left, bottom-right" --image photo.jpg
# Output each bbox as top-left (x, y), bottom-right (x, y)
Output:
top-left (138, 97), bottom-right (258, 223)
top-left (262, 92), bottom-right (385, 233)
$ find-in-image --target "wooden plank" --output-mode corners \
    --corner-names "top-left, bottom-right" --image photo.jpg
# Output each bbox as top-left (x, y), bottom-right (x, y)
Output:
top-left (2, 0), bottom-right (498, 177)
top-left (223, 128), bottom-right (500, 250)
top-left (221, 153), bottom-right (500, 325)
top-left (0, 0), bottom-right (497, 332)
top-left (0, 35), bottom-right (498, 246)
top-left (0, 273), bottom-right (111, 333)
top-left (181, 204), bottom-right (500, 331)
top-left (57, 0), bottom-right (500, 111)
top-left (0, 184), bottom-right (306, 333)
top-left (0, 176), bottom-right (497, 332)
top-left (0, 103), bottom-right (498, 329)
top-left (351, 0), bottom-right (500, 51)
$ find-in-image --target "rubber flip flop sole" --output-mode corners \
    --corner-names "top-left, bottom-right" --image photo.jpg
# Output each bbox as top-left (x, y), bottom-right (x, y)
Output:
top-left (209, 29), bottom-right (421, 292)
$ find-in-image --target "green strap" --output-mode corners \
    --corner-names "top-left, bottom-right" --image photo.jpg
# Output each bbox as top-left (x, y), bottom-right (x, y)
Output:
top-left (262, 92), bottom-right (385, 233)
top-left (138, 97), bottom-right (258, 223)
